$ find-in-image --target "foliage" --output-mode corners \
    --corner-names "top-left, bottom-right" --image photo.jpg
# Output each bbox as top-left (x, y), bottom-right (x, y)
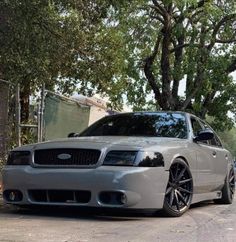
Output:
top-left (0, 0), bottom-right (236, 131)
top-left (0, 0), bottom-right (126, 103)
top-left (0, 0), bottom-right (123, 150)
top-left (101, 0), bottom-right (236, 130)
top-left (219, 126), bottom-right (236, 158)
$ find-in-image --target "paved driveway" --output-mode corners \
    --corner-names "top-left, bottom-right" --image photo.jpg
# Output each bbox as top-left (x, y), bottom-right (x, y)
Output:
top-left (0, 198), bottom-right (236, 242)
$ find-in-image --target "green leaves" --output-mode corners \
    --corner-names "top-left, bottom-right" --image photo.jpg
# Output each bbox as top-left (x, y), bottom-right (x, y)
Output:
top-left (0, 0), bottom-right (236, 131)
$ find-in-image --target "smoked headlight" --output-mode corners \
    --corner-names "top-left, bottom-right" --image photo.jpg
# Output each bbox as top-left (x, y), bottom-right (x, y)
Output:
top-left (138, 152), bottom-right (164, 167)
top-left (7, 151), bottom-right (31, 165)
top-left (103, 151), bottom-right (137, 166)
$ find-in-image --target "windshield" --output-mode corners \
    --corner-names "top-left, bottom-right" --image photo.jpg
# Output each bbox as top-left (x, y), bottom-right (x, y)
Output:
top-left (80, 112), bottom-right (188, 139)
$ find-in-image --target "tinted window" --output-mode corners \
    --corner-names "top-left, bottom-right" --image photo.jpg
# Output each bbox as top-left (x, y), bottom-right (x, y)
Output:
top-left (191, 117), bottom-right (203, 136)
top-left (191, 117), bottom-right (208, 144)
top-left (80, 113), bottom-right (188, 139)
top-left (199, 120), bottom-right (222, 147)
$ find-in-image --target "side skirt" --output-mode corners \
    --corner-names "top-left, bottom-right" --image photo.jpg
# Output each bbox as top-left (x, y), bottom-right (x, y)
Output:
top-left (191, 191), bottom-right (222, 204)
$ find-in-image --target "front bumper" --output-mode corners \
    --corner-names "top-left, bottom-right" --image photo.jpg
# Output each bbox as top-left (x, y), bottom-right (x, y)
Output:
top-left (2, 166), bottom-right (169, 209)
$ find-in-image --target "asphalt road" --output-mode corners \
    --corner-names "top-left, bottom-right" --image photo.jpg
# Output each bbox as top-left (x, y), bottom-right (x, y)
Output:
top-left (0, 197), bottom-right (236, 242)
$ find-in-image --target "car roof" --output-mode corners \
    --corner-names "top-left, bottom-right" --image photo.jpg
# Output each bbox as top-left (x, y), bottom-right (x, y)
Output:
top-left (109, 111), bottom-right (192, 117)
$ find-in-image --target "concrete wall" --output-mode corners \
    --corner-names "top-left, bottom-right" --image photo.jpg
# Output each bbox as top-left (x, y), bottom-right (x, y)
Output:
top-left (88, 106), bottom-right (108, 125)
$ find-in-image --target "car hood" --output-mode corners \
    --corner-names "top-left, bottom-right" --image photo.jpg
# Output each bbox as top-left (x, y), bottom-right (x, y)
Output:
top-left (13, 136), bottom-right (188, 152)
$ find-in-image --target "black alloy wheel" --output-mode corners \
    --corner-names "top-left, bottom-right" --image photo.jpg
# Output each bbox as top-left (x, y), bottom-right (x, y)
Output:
top-left (228, 169), bottom-right (235, 201)
top-left (163, 159), bottom-right (193, 217)
top-left (215, 168), bottom-right (235, 204)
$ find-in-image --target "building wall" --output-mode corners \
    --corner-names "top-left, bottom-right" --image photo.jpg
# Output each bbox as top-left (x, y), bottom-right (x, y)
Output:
top-left (88, 106), bottom-right (108, 126)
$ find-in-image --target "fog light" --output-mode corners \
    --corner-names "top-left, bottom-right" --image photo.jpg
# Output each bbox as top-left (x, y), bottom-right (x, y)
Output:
top-left (99, 192), bottom-right (111, 204)
top-left (3, 190), bottom-right (23, 202)
top-left (120, 193), bottom-right (127, 204)
top-left (9, 192), bottom-right (16, 201)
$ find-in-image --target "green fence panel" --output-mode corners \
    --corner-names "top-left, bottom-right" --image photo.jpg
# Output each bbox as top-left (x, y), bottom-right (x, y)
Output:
top-left (44, 94), bottom-right (90, 140)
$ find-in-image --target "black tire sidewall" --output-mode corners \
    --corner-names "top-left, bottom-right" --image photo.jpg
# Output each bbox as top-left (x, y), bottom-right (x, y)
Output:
top-left (163, 158), bottom-right (193, 217)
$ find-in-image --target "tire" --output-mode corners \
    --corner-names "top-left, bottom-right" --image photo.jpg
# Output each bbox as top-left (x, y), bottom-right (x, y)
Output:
top-left (163, 158), bottom-right (193, 217)
top-left (214, 168), bottom-right (235, 204)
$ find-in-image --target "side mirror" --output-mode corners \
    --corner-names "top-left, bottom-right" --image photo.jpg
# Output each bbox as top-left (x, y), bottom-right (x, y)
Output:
top-left (194, 129), bottom-right (214, 142)
top-left (68, 132), bottom-right (80, 138)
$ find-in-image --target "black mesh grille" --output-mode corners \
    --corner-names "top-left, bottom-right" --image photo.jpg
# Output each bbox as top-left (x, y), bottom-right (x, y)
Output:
top-left (34, 149), bottom-right (101, 166)
top-left (28, 190), bottom-right (91, 203)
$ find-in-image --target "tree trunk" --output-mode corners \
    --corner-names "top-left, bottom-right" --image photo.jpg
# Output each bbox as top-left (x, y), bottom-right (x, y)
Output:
top-left (20, 82), bottom-right (30, 123)
top-left (160, 16), bottom-right (172, 109)
top-left (0, 81), bottom-right (9, 164)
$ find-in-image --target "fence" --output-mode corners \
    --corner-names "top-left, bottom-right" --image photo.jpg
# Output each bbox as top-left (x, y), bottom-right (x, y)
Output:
top-left (0, 81), bottom-right (114, 170)
top-left (0, 80), bottom-right (41, 170)
top-left (44, 92), bottom-right (91, 140)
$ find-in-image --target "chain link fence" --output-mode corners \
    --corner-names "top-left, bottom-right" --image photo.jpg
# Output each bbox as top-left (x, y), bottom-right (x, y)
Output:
top-left (0, 81), bottom-right (113, 176)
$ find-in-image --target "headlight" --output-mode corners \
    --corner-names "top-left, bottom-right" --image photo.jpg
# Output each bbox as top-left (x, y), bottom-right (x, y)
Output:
top-left (7, 151), bottom-right (31, 165)
top-left (138, 152), bottom-right (164, 167)
top-left (103, 151), bottom-right (137, 166)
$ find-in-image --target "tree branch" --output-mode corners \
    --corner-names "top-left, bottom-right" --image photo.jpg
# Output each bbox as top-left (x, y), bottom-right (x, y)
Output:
top-left (172, 34), bottom-right (184, 103)
top-left (175, 1), bottom-right (207, 23)
top-left (143, 35), bottom-right (162, 106)
top-left (152, 0), bottom-right (168, 19)
top-left (148, 8), bottom-right (165, 24)
top-left (227, 58), bottom-right (236, 73)
top-left (170, 43), bottom-right (200, 53)
top-left (182, 25), bottom-right (207, 110)
top-left (216, 38), bottom-right (236, 44)
top-left (199, 90), bottom-right (216, 118)
top-left (189, 0), bottom-right (208, 10)
top-left (208, 13), bottom-right (236, 50)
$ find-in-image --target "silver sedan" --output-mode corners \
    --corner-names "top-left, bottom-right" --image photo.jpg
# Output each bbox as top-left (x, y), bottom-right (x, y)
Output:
top-left (2, 112), bottom-right (235, 216)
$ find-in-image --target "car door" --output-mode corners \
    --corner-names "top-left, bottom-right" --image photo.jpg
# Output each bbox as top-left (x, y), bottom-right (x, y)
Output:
top-left (199, 120), bottom-right (228, 188)
top-left (190, 117), bottom-right (216, 193)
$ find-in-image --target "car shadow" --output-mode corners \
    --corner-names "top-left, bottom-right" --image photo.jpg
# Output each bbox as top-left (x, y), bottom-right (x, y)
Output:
top-left (0, 200), bottom-right (221, 221)
top-left (189, 200), bottom-right (216, 209)
top-left (1, 204), bottom-right (158, 221)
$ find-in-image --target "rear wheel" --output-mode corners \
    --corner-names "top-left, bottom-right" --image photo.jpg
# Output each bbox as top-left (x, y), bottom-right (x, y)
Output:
top-left (214, 168), bottom-right (235, 204)
top-left (163, 159), bottom-right (193, 217)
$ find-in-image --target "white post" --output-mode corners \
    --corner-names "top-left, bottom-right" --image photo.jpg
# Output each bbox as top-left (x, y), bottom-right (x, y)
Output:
top-left (39, 84), bottom-right (45, 142)
top-left (16, 83), bottom-right (21, 147)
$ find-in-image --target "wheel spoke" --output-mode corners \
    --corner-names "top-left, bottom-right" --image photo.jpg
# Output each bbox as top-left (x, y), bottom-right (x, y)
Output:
top-left (229, 175), bottom-right (234, 182)
top-left (169, 169), bottom-right (174, 181)
top-left (175, 191), bottom-right (180, 211)
top-left (175, 163), bottom-right (179, 180)
top-left (230, 186), bottom-right (234, 195)
top-left (179, 178), bottom-right (192, 185)
top-left (176, 166), bottom-right (186, 182)
top-left (164, 161), bottom-right (193, 215)
top-left (169, 190), bottom-right (175, 206)
top-left (166, 187), bottom-right (172, 195)
top-left (176, 190), bottom-right (188, 206)
top-left (178, 187), bottom-right (193, 194)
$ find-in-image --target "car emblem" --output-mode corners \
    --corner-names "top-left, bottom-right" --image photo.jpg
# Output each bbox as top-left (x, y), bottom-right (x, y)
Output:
top-left (57, 153), bottom-right (72, 160)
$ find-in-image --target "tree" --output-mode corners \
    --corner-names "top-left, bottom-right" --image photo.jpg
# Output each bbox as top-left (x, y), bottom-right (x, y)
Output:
top-left (0, 0), bottom-right (129, 150)
top-left (104, 0), bottom-right (236, 129)
top-left (0, 80), bottom-right (9, 166)
top-left (1, 0), bottom-right (236, 141)
top-left (219, 127), bottom-right (236, 158)
top-left (0, 0), bottom-right (127, 115)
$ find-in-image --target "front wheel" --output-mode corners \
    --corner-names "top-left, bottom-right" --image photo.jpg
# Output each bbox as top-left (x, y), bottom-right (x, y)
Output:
top-left (163, 158), bottom-right (193, 217)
